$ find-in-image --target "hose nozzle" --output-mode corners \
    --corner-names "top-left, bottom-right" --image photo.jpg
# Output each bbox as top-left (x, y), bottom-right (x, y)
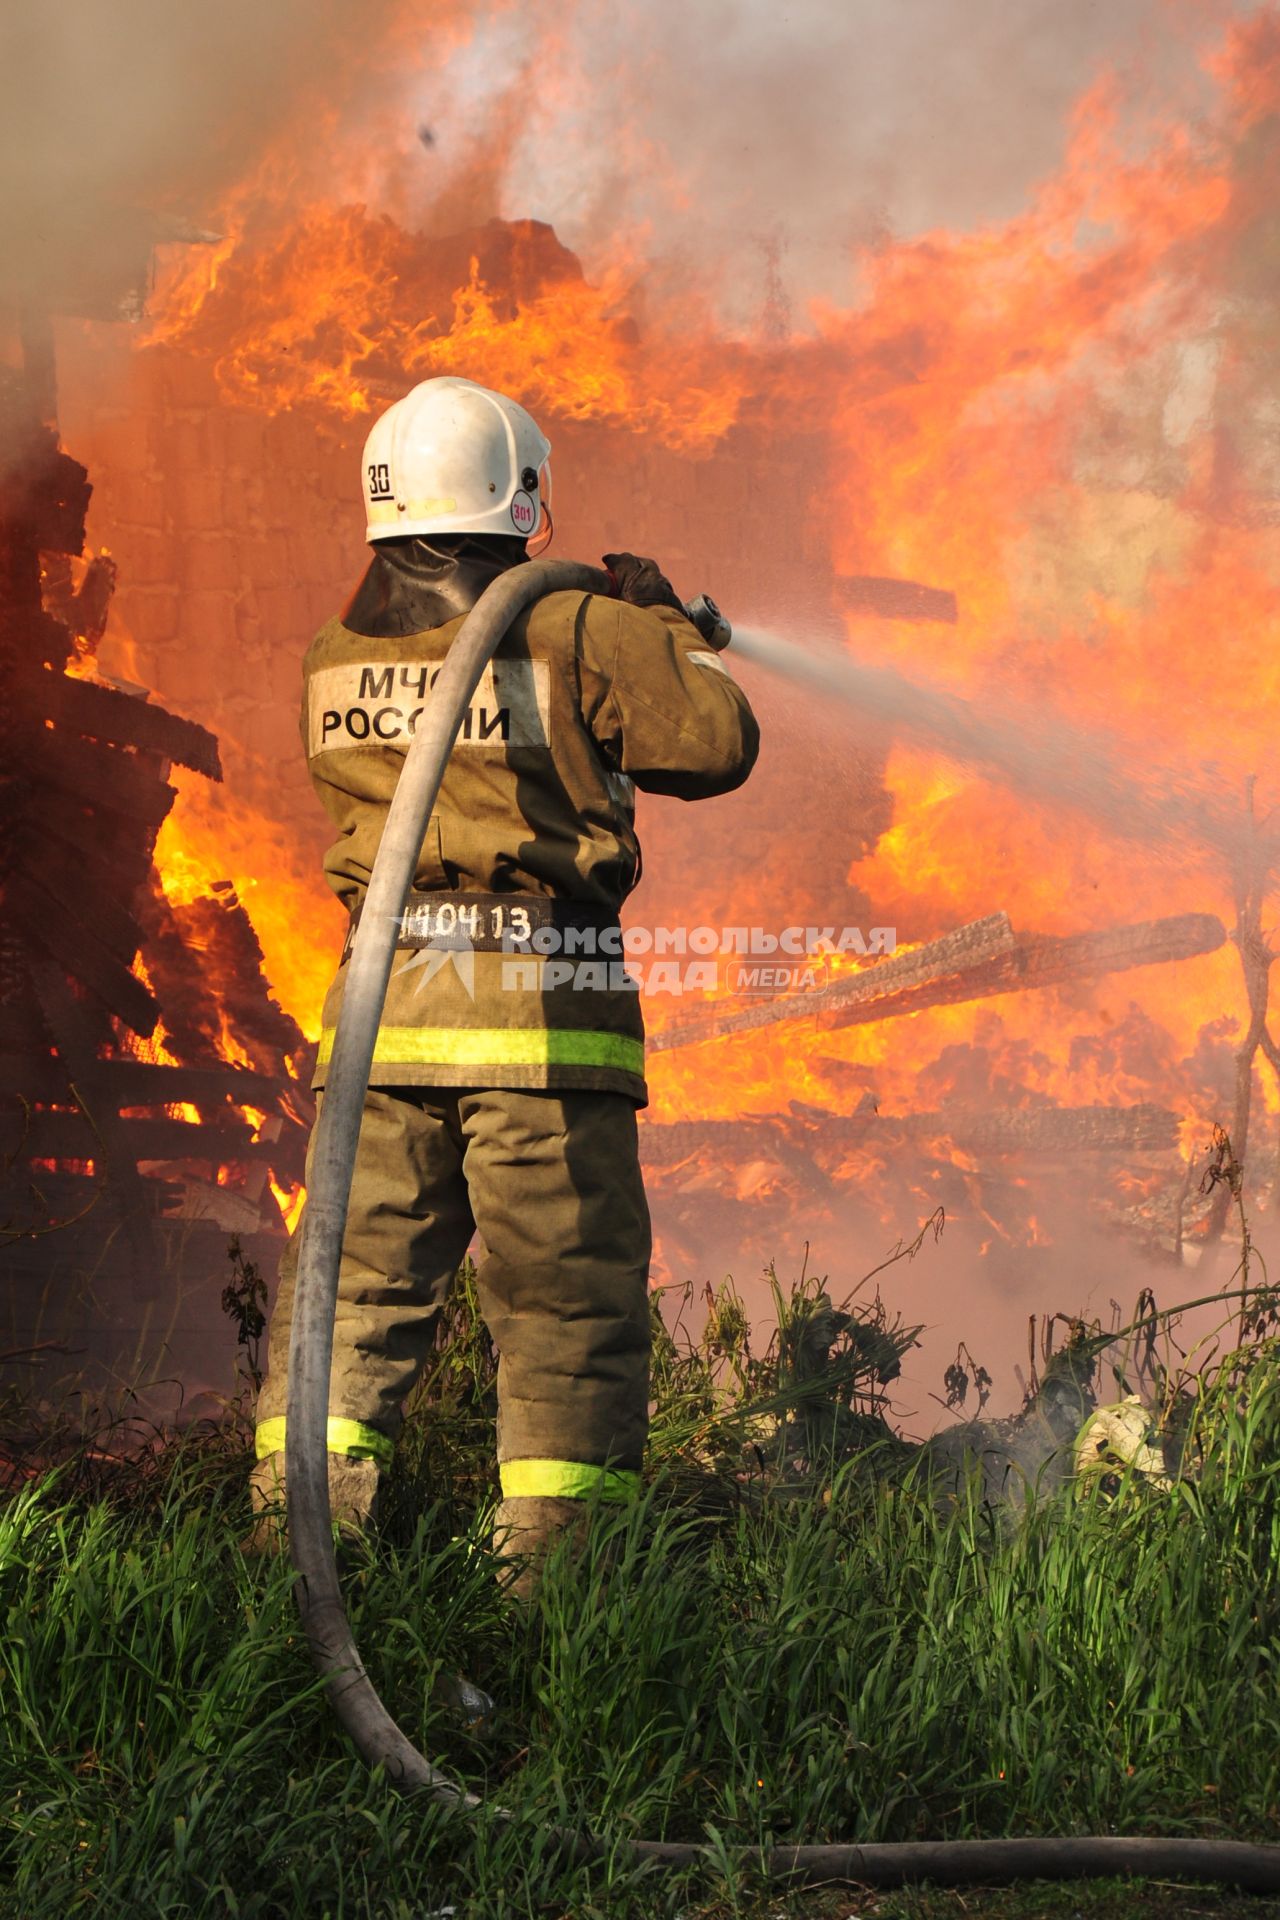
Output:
top-left (683, 592), bottom-right (732, 650)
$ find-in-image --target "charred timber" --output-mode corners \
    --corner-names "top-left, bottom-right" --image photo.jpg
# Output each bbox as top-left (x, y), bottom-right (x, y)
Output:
top-left (41, 670), bottom-right (221, 780)
top-left (13, 878), bottom-right (158, 1036)
top-left (639, 1102), bottom-right (1181, 1169)
top-left (2, 1110), bottom-right (266, 1165)
top-left (12, 826), bottom-right (165, 982)
top-left (651, 912), bottom-right (1226, 1054)
top-left (650, 913), bottom-right (1017, 1053)
top-left (25, 957), bottom-right (162, 1278)
top-left (817, 911), bottom-right (1229, 1032)
top-left (20, 728), bottom-right (176, 828)
top-left (22, 786), bottom-right (155, 897)
top-left (20, 849), bottom-right (149, 966)
top-left (7, 1058), bottom-right (300, 1114)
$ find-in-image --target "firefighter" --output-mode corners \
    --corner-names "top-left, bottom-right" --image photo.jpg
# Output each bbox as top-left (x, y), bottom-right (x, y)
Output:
top-left (245, 375), bottom-right (759, 1590)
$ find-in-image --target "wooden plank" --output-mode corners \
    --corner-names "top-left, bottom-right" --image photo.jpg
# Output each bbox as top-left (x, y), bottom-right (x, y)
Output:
top-left (40, 671), bottom-right (222, 780)
top-left (19, 727), bottom-right (175, 828)
top-left (23, 785), bottom-right (153, 896)
top-left (649, 913), bottom-right (1017, 1054)
top-left (4, 1058), bottom-right (291, 1111)
top-left (651, 913), bottom-right (1226, 1055)
top-left (13, 879), bottom-right (158, 1036)
top-left (899, 1103), bottom-right (1180, 1153)
top-left (819, 912), bottom-right (1228, 1033)
top-left (2, 1109), bottom-right (265, 1164)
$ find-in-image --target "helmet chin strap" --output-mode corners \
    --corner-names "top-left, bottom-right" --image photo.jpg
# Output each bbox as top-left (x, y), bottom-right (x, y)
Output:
top-left (526, 505), bottom-right (554, 559)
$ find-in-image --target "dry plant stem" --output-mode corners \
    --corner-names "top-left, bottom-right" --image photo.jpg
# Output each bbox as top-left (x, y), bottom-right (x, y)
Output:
top-left (1207, 778), bottom-right (1278, 1267)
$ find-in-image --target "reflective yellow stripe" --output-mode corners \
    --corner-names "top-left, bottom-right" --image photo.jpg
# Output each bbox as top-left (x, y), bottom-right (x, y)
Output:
top-left (499, 1459), bottom-right (640, 1502)
top-left (317, 1026), bottom-right (644, 1075)
top-left (255, 1416), bottom-right (394, 1469)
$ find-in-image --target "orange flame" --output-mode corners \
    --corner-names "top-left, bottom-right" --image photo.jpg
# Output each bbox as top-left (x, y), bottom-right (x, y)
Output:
top-left (102, 9), bottom-right (1280, 1245)
top-left (146, 215), bottom-right (748, 451)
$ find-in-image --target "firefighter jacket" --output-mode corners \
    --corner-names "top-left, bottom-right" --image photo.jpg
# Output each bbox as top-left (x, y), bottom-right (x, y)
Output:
top-left (304, 586), bottom-right (760, 1105)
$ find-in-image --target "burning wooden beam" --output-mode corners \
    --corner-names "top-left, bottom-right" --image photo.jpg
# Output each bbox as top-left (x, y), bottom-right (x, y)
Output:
top-left (650, 913), bottom-right (1018, 1053)
top-left (640, 1101), bottom-right (1181, 1169)
top-left (42, 669), bottom-right (221, 779)
top-left (651, 912), bottom-right (1226, 1054)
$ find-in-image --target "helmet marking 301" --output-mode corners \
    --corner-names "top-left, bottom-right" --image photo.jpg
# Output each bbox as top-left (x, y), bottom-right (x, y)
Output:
top-left (510, 490), bottom-right (537, 534)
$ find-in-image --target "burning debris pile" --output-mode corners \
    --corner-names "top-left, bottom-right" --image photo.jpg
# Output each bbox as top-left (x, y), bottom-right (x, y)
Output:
top-left (0, 355), bottom-right (312, 1355)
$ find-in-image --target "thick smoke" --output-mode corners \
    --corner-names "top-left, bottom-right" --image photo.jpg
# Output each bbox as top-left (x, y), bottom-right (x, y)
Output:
top-left (415, 0), bottom-right (1235, 324)
top-left (0, 0), bottom-right (440, 311)
top-left (0, 0), bottom-right (1242, 323)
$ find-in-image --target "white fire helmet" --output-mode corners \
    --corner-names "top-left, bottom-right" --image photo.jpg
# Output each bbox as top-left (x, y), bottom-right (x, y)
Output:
top-left (360, 376), bottom-right (553, 553)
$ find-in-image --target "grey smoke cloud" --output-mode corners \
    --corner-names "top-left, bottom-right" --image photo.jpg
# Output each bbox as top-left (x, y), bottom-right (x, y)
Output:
top-left (0, 0), bottom-right (412, 310)
top-left (437, 0), bottom-right (1236, 321)
top-left (0, 0), bottom-right (1250, 323)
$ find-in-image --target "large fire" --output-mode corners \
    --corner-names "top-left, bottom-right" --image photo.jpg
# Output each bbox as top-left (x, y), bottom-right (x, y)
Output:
top-left (57, 5), bottom-right (1280, 1342)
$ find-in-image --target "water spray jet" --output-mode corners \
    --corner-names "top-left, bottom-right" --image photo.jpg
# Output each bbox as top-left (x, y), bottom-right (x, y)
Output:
top-left (731, 624), bottom-right (1249, 863)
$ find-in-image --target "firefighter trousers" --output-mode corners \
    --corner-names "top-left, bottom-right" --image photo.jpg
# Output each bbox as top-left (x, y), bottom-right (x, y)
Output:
top-left (254, 1086), bottom-right (652, 1502)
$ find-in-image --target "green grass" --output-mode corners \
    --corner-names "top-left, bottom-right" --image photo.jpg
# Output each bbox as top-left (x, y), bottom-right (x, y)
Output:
top-left (1, 1263), bottom-right (1279, 1918)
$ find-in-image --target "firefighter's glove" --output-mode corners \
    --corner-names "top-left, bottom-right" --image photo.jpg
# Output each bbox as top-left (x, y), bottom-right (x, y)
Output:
top-left (602, 551), bottom-right (684, 615)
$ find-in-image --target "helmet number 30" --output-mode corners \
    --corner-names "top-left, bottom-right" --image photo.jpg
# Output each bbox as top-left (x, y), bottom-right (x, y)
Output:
top-left (368, 462), bottom-right (394, 501)
top-left (510, 489), bottom-right (536, 534)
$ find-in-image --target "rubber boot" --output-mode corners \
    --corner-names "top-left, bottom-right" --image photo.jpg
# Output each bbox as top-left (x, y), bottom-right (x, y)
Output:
top-left (492, 1495), bottom-right (589, 1600)
top-left (239, 1450), bottom-right (381, 1557)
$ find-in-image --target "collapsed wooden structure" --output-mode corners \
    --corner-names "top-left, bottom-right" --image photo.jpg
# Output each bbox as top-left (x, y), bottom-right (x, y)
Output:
top-left (0, 364), bottom-right (312, 1311)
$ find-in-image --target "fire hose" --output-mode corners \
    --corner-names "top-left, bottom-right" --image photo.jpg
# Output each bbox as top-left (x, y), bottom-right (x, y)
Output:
top-left (284, 557), bottom-right (1280, 1892)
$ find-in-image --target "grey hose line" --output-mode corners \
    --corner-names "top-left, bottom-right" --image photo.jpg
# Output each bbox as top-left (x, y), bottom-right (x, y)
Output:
top-left (282, 559), bottom-right (1280, 1891)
